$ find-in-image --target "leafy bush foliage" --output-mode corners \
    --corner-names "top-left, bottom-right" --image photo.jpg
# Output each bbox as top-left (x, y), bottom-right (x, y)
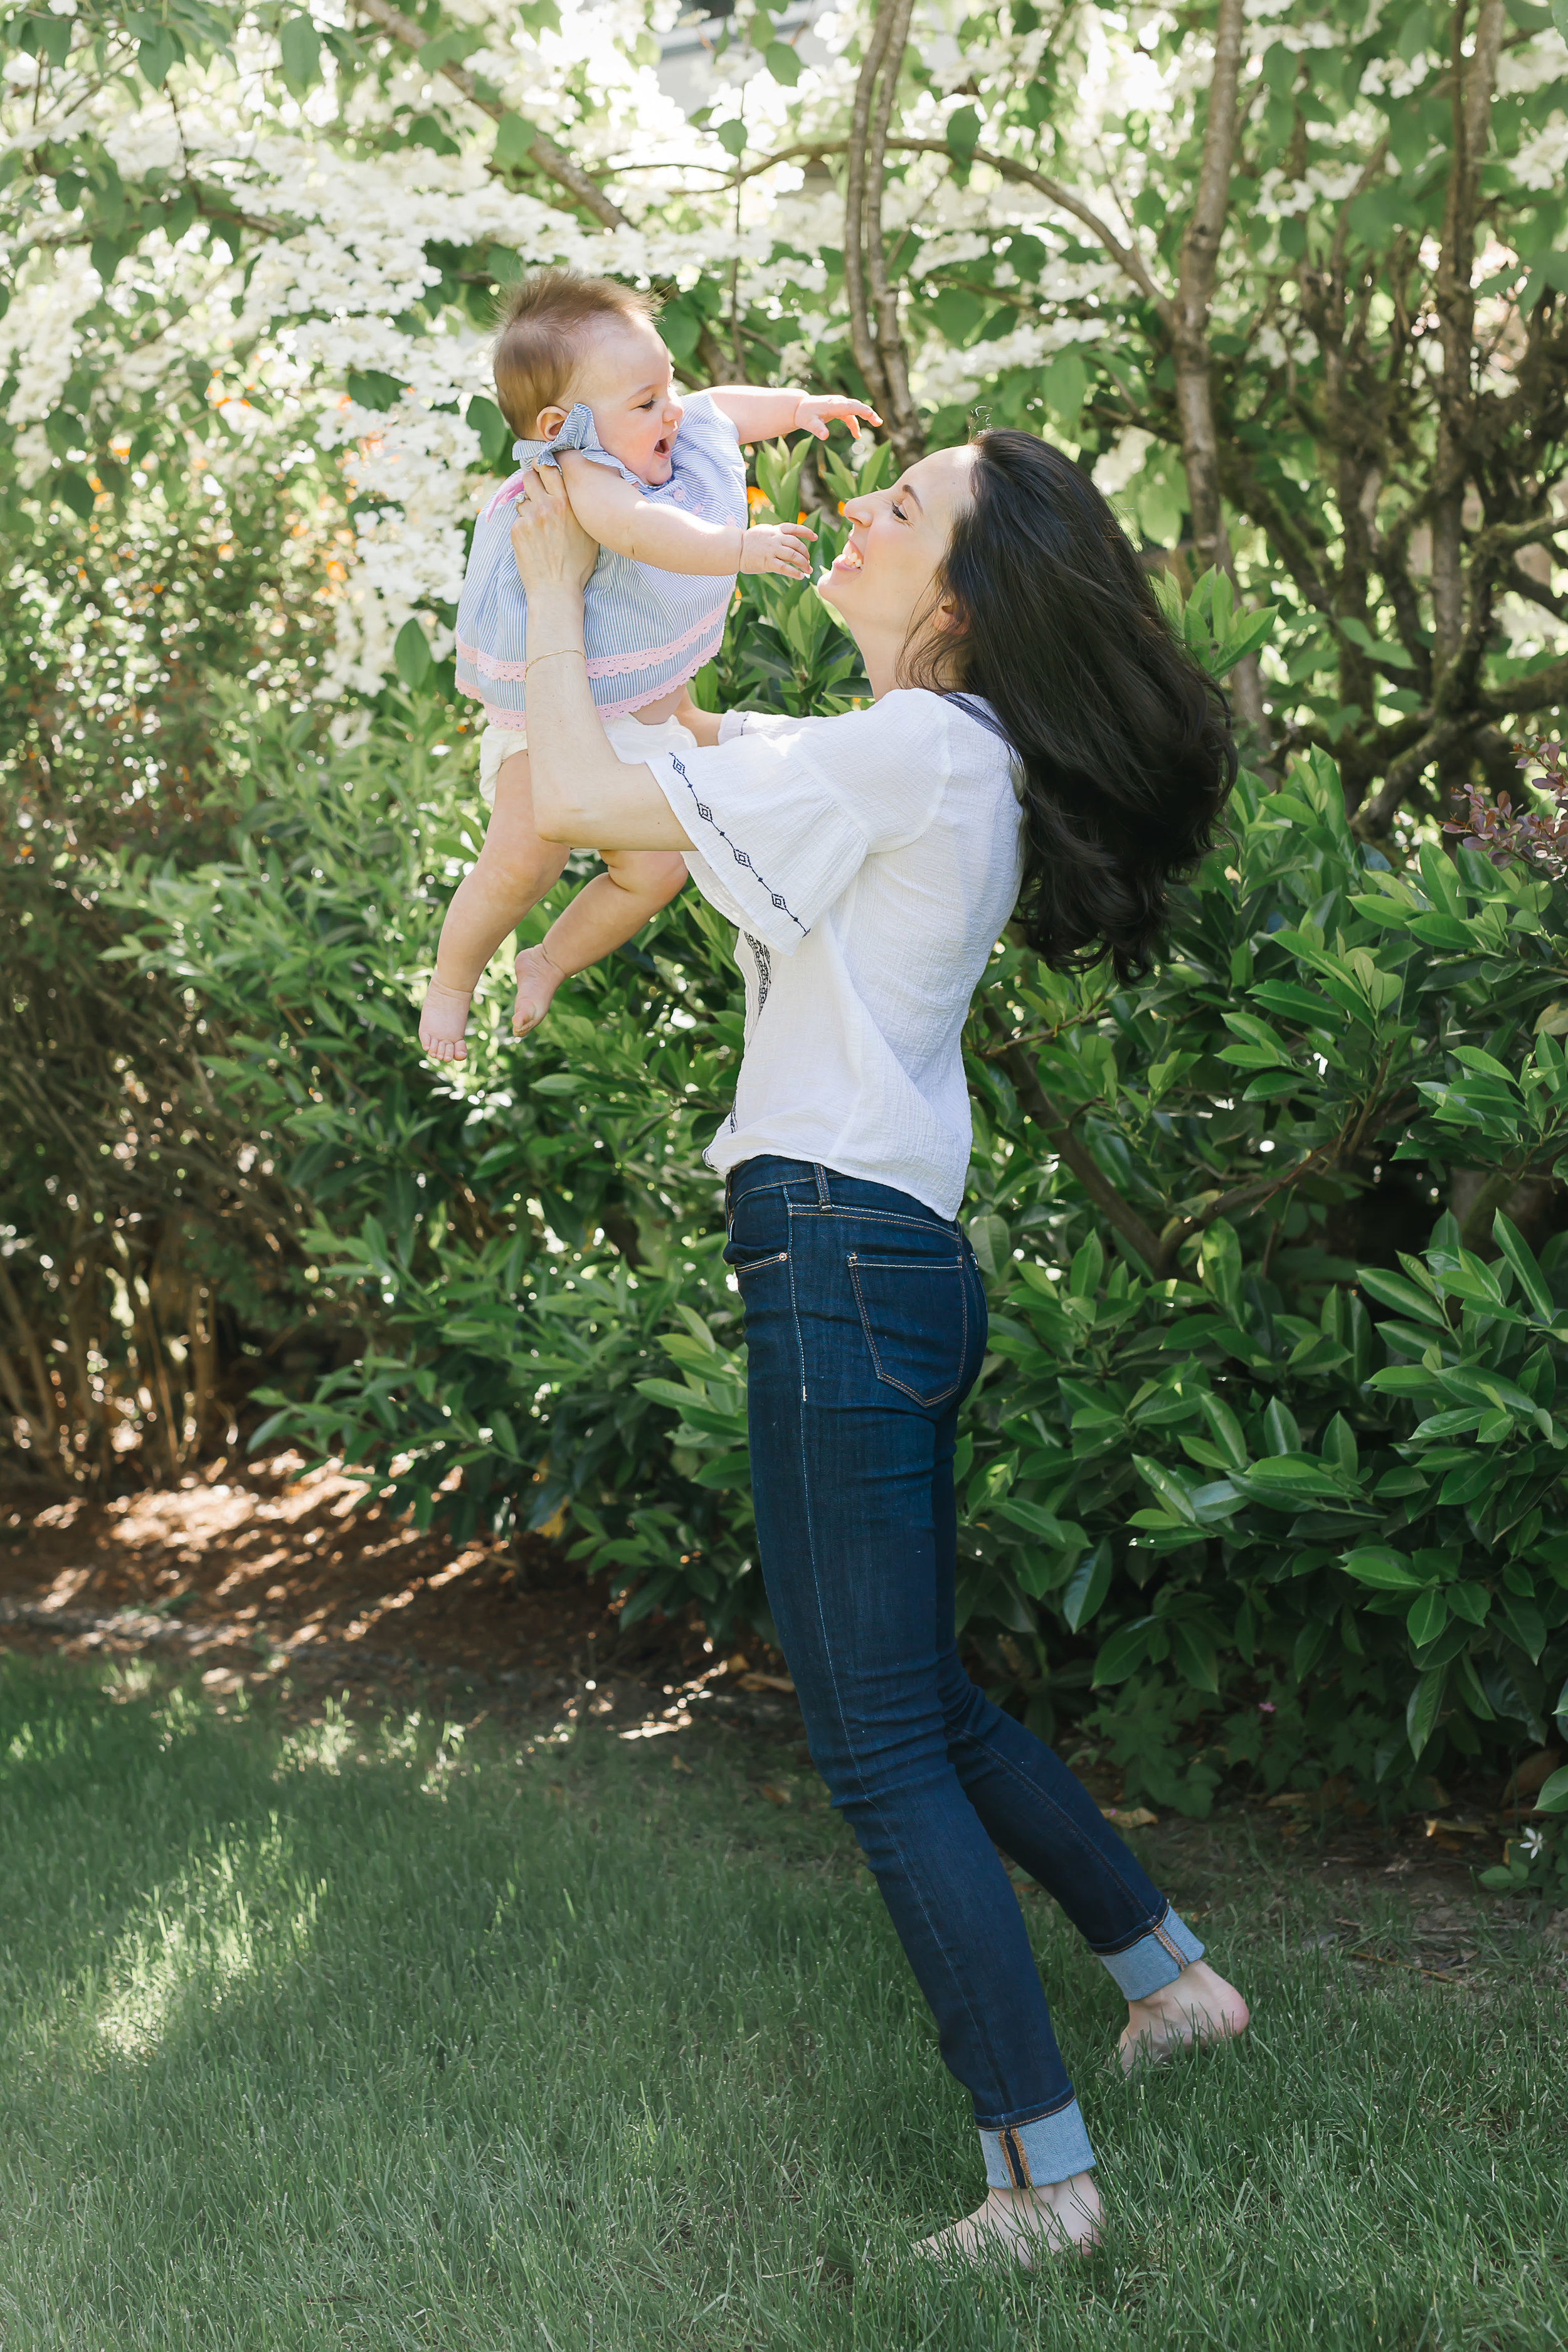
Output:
top-left (88, 546), bottom-right (1566, 1818)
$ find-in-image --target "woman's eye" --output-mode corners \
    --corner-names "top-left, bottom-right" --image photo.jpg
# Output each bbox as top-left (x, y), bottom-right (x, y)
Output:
top-left (891, 501), bottom-right (908, 521)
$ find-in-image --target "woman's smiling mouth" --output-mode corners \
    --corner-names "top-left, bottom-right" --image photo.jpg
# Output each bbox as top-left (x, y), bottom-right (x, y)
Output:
top-left (832, 537), bottom-right (865, 573)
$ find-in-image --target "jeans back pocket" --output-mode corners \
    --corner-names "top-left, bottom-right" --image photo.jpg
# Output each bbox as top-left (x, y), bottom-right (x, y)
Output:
top-left (847, 1251), bottom-right (968, 1407)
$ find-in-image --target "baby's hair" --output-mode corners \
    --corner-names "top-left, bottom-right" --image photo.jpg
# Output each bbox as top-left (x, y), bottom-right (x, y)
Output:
top-left (492, 269), bottom-right (658, 440)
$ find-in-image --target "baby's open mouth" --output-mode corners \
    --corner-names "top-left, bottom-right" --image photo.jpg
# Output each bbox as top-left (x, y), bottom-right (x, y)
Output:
top-left (654, 435), bottom-right (672, 457)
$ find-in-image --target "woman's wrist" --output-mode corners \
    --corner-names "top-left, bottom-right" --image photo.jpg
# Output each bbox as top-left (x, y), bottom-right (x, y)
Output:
top-left (522, 586), bottom-right (585, 644)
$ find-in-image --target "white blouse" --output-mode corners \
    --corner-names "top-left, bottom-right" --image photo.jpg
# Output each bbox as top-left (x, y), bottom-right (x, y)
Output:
top-left (646, 687), bottom-right (1025, 1220)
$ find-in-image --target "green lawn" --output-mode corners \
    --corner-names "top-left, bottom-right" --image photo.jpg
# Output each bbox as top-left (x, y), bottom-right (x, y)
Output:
top-left (1, 1655), bottom-right (1564, 2351)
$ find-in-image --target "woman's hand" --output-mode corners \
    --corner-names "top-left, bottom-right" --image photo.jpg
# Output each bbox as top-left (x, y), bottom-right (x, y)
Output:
top-left (508, 461), bottom-right (600, 599)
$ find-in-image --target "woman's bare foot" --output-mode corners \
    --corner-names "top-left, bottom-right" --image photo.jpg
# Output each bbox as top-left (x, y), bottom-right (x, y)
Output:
top-left (512, 945), bottom-right (565, 1037)
top-left (419, 977), bottom-right (474, 1062)
top-left (916, 2173), bottom-right (1101, 2267)
top-left (1119, 1958), bottom-right (1249, 2074)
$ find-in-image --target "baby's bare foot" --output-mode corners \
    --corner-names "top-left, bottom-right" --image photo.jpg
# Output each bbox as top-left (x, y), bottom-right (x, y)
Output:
top-left (420, 978), bottom-right (474, 1062)
top-left (512, 945), bottom-right (565, 1037)
top-left (916, 2175), bottom-right (1101, 2268)
top-left (1119, 1958), bottom-right (1249, 2074)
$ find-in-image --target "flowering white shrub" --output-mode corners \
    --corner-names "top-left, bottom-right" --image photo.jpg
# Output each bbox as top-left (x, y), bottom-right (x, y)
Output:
top-left (0, 0), bottom-right (1562, 800)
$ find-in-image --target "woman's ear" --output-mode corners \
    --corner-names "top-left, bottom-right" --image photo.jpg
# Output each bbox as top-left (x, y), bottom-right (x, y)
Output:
top-left (534, 404), bottom-right (569, 441)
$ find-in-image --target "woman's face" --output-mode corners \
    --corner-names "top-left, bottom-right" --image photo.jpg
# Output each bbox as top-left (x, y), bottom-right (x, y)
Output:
top-left (819, 444), bottom-right (978, 652)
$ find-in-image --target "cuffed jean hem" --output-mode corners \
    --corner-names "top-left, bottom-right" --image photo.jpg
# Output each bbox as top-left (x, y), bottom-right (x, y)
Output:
top-left (979, 2096), bottom-right (1096, 2190)
top-left (1093, 1902), bottom-right (1205, 2001)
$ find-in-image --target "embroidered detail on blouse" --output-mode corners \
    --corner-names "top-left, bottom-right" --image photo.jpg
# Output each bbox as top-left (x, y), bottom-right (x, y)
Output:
top-left (670, 755), bottom-right (808, 938)
top-left (743, 931), bottom-right (773, 1015)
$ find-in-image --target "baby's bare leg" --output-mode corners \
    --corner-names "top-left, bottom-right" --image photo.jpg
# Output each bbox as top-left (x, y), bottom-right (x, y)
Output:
top-left (513, 848), bottom-right (689, 1036)
top-left (421, 748), bottom-right (569, 1061)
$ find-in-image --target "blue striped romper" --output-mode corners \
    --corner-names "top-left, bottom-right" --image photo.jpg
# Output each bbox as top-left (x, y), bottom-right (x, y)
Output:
top-left (455, 393), bottom-right (748, 734)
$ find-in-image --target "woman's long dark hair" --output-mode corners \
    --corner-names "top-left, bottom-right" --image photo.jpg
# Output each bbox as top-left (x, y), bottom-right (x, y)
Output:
top-left (903, 430), bottom-right (1237, 980)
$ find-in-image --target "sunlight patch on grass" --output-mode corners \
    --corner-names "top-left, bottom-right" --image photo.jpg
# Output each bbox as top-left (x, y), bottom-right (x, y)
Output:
top-left (95, 1825), bottom-right (322, 2059)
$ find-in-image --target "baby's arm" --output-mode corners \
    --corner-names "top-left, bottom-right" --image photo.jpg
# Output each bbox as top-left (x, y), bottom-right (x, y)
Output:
top-left (704, 388), bottom-right (882, 445)
top-left (420, 747), bottom-right (569, 1062)
top-left (556, 449), bottom-right (813, 581)
top-left (513, 850), bottom-right (688, 1037)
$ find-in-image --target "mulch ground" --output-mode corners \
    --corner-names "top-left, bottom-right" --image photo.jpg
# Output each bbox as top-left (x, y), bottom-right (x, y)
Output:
top-left (3, 1454), bottom-right (1562, 1979)
top-left (0, 1451), bottom-right (798, 1740)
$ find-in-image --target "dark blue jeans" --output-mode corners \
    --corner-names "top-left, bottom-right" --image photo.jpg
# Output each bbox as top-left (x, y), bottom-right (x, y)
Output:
top-left (725, 1157), bottom-right (1204, 2188)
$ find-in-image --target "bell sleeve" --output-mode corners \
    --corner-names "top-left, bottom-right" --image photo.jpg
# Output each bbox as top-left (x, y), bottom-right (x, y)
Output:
top-left (647, 690), bottom-right (953, 955)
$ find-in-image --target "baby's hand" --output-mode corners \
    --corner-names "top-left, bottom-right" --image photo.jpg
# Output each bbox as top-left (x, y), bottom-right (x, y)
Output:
top-left (741, 521), bottom-right (817, 580)
top-left (792, 395), bottom-right (882, 443)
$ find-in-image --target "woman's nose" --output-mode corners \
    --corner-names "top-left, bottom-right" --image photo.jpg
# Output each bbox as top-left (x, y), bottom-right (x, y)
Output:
top-left (842, 495), bottom-right (872, 525)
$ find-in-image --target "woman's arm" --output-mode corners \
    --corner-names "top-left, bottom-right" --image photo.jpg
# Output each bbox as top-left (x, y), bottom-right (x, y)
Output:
top-left (706, 388), bottom-right (882, 445)
top-left (508, 468), bottom-right (694, 853)
top-left (559, 451), bottom-right (813, 580)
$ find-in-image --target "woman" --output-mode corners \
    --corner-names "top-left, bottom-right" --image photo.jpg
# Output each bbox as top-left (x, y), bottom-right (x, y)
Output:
top-left (507, 429), bottom-right (1249, 2264)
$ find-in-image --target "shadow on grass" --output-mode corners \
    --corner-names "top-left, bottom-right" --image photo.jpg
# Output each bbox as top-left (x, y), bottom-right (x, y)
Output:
top-left (0, 1653), bottom-right (1564, 2352)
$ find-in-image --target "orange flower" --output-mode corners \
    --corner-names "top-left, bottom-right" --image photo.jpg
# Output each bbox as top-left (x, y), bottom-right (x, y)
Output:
top-left (746, 484), bottom-right (768, 509)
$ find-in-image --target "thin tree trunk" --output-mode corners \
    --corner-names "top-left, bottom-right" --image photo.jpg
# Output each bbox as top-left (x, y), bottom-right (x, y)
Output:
top-left (844, 0), bottom-right (924, 467)
top-left (1171, 0), bottom-right (1266, 738)
top-left (1424, 0), bottom-right (1506, 827)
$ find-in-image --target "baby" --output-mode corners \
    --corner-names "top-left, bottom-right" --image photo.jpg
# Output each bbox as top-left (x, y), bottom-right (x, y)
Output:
top-left (420, 268), bottom-right (877, 1059)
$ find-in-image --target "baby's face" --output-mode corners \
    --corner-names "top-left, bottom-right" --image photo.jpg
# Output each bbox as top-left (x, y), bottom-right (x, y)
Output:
top-left (570, 315), bottom-right (684, 486)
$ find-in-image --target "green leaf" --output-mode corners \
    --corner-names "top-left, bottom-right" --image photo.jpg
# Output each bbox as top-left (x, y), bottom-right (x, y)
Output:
top-left (1320, 1411), bottom-right (1359, 1478)
top-left (1492, 1211), bottom-right (1556, 1320)
top-left (1091, 1618), bottom-right (1155, 1687)
top-left (1406, 1665), bottom-right (1447, 1759)
top-left (393, 618), bottom-right (433, 689)
top-left (1554, 0), bottom-right (1568, 43)
top-left (716, 118), bottom-right (748, 157)
top-left (56, 469), bottom-right (95, 519)
top-left (1061, 1542), bottom-right (1113, 1631)
top-left (280, 12), bottom-right (322, 96)
top-left (467, 394), bottom-right (513, 469)
top-left (1340, 1546), bottom-right (1425, 1592)
top-left (764, 38), bottom-right (800, 82)
top-left (1406, 1586), bottom-right (1448, 1648)
top-left (347, 369), bottom-right (406, 413)
top-left (494, 113), bottom-right (536, 170)
top-left (138, 24), bottom-right (181, 85)
top-left (1133, 1455), bottom-right (1200, 1525)
top-left (1067, 1231), bottom-right (1104, 1298)
top-left (1263, 1398), bottom-right (1301, 1456)
top-left (993, 1496), bottom-right (1085, 1549)
top-left (1169, 1619), bottom-right (1220, 1693)
top-left (1199, 1391), bottom-right (1250, 1471)
top-left (1495, 1592), bottom-right (1547, 1662)
top-left (1534, 1765), bottom-right (1568, 1813)
top-left (1356, 1269), bottom-right (1448, 1325)
top-left (946, 103), bottom-right (982, 160)
top-left (968, 1211), bottom-right (1010, 1279)
top-left (1210, 607), bottom-right (1278, 679)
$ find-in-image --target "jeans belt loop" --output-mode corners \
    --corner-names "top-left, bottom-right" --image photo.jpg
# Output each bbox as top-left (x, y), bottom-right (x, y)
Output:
top-left (812, 1162), bottom-right (831, 1207)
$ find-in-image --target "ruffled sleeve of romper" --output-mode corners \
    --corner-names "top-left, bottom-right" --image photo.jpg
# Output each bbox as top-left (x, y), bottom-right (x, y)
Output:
top-left (644, 690), bottom-right (953, 956)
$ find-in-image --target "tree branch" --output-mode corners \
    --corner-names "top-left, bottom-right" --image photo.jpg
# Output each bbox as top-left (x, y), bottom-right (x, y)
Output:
top-left (351, 0), bottom-right (628, 230)
top-left (995, 1046), bottom-right (1165, 1272)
